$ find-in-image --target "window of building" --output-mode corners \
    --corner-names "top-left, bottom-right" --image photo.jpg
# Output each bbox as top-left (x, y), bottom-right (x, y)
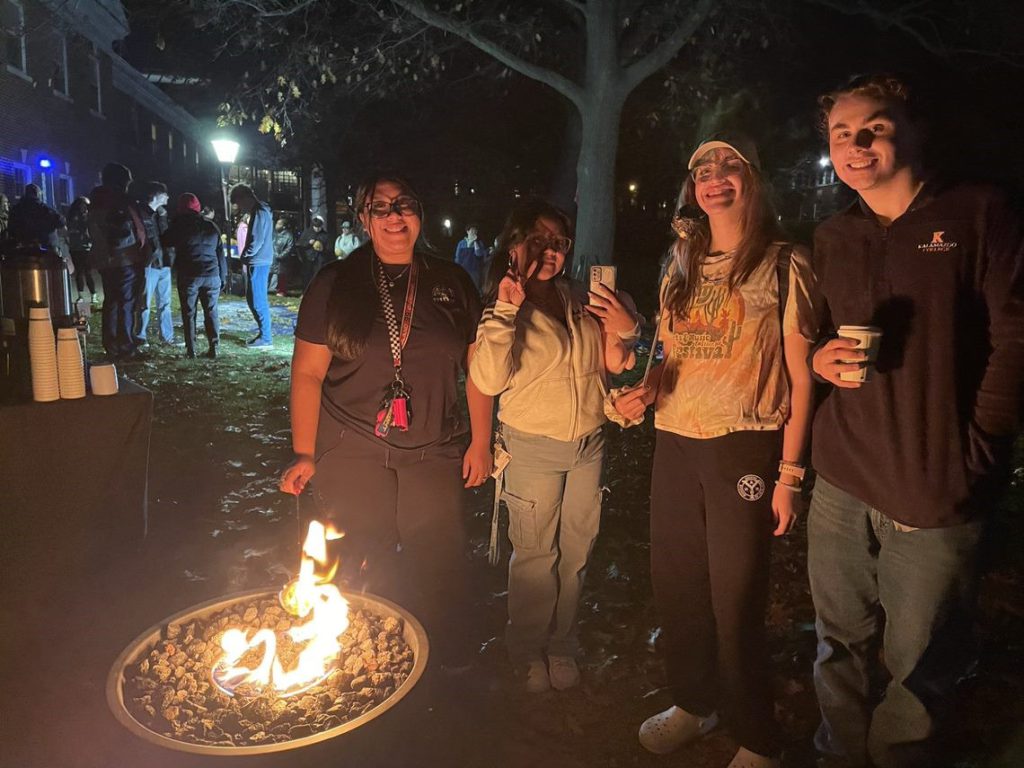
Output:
top-left (51, 32), bottom-right (69, 96)
top-left (271, 170), bottom-right (300, 197)
top-left (194, 148), bottom-right (199, 167)
top-left (150, 122), bottom-right (158, 156)
top-left (0, 158), bottom-right (30, 199)
top-left (88, 44), bottom-right (103, 115)
top-left (167, 131), bottom-right (174, 163)
top-left (56, 173), bottom-right (73, 208)
top-left (182, 139), bottom-right (188, 160)
top-left (2, 0), bottom-right (25, 74)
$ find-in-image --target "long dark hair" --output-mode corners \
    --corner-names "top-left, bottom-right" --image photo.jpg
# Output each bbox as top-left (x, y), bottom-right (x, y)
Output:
top-left (663, 152), bottom-right (781, 322)
top-left (481, 197), bottom-right (574, 303)
top-left (323, 174), bottom-right (422, 361)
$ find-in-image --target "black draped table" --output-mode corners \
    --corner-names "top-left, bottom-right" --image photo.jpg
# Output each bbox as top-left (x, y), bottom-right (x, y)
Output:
top-left (0, 378), bottom-right (152, 591)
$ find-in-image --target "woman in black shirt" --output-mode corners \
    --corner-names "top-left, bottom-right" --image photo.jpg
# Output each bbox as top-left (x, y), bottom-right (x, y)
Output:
top-left (280, 175), bottom-right (492, 667)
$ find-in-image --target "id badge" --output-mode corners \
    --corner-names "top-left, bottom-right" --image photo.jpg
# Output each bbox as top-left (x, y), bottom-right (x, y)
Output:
top-left (491, 445), bottom-right (512, 479)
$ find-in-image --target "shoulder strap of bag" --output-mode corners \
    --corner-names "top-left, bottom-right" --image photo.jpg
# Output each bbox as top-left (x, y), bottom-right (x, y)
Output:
top-left (776, 243), bottom-right (794, 336)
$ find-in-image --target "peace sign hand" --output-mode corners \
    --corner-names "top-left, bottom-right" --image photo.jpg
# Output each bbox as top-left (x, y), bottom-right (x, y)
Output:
top-left (497, 259), bottom-right (539, 307)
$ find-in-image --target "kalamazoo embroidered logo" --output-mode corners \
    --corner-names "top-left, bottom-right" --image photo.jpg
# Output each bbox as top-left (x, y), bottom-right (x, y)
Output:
top-left (737, 474), bottom-right (766, 502)
top-left (918, 231), bottom-right (958, 253)
top-left (432, 284), bottom-right (455, 304)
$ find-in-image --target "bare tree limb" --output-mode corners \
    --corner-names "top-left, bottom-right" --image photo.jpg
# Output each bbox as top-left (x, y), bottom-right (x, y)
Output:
top-left (621, 0), bottom-right (716, 91)
top-left (389, 0), bottom-right (585, 106)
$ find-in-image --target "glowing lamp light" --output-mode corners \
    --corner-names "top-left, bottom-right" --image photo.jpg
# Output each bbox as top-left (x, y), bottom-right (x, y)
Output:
top-left (211, 138), bottom-right (240, 164)
top-left (628, 182), bottom-right (638, 193)
top-left (818, 156), bottom-right (831, 168)
top-left (442, 218), bottom-right (452, 231)
top-left (38, 158), bottom-right (53, 169)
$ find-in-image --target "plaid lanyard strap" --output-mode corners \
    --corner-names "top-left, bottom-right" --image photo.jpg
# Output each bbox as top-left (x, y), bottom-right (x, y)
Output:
top-left (373, 257), bottom-right (418, 437)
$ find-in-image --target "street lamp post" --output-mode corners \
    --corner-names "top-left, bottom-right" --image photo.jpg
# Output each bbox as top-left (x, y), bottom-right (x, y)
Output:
top-left (211, 138), bottom-right (240, 224)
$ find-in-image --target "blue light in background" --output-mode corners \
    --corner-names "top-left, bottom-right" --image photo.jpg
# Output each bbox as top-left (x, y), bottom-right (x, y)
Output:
top-left (38, 157), bottom-right (53, 169)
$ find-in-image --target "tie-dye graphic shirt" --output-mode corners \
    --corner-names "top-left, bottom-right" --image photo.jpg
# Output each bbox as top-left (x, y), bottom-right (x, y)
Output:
top-left (654, 243), bottom-right (820, 439)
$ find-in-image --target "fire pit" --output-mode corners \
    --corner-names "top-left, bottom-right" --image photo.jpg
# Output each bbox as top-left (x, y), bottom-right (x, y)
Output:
top-left (106, 521), bottom-right (427, 755)
top-left (106, 588), bottom-right (427, 755)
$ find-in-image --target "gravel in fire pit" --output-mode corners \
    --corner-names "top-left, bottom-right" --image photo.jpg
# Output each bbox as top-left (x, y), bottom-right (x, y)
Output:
top-left (122, 597), bottom-right (414, 747)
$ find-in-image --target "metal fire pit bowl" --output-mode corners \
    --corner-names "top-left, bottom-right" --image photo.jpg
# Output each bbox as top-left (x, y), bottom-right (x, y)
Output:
top-left (106, 588), bottom-right (429, 756)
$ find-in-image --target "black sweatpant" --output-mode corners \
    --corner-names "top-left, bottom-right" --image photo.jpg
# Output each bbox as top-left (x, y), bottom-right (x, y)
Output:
top-left (178, 276), bottom-right (221, 354)
top-left (312, 419), bottom-right (473, 666)
top-left (650, 428), bottom-right (782, 758)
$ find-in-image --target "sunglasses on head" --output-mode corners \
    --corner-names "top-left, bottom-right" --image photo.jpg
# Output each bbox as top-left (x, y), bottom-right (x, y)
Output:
top-left (365, 196), bottom-right (421, 219)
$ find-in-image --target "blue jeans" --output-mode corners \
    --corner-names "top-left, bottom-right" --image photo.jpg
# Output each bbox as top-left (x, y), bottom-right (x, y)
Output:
top-left (808, 475), bottom-right (983, 768)
top-left (99, 266), bottom-right (144, 358)
top-left (246, 264), bottom-right (272, 342)
top-left (500, 425), bottom-right (604, 663)
top-left (135, 266), bottom-right (173, 343)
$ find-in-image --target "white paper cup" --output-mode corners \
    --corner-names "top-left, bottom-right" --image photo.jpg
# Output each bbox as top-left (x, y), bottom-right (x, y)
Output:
top-left (89, 363), bottom-right (119, 396)
top-left (837, 325), bottom-right (883, 382)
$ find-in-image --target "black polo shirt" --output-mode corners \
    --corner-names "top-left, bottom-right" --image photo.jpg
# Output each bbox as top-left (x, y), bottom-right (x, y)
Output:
top-left (812, 180), bottom-right (1024, 527)
top-left (295, 247), bottom-right (482, 450)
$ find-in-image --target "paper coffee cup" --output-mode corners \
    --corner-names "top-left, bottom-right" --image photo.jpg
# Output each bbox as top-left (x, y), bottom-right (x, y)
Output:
top-left (837, 325), bottom-right (883, 382)
top-left (89, 363), bottom-right (119, 396)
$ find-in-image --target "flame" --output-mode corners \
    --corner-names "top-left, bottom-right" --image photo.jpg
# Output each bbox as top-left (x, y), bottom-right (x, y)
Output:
top-left (211, 521), bottom-right (349, 698)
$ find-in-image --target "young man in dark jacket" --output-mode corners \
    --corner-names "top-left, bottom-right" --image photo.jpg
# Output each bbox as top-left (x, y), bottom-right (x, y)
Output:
top-left (88, 163), bottom-right (148, 360)
top-left (164, 193), bottom-right (226, 359)
top-left (229, 184), bottom-right (274, 348)
top-left (808, 75), bottom-right (1024, 768)
top-left (134, 181), bottom-right (175, 346)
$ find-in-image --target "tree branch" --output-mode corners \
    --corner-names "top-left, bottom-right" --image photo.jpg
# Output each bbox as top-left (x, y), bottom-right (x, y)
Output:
top-left (621, 0), bottom-right (716, 92)
top-left (388, 0), bottom-right (584, 106)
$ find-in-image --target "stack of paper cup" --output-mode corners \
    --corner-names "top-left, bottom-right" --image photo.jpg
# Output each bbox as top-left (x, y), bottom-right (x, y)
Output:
top-left (56, 328), bottom-right (86, 399)
top-left (28, 306), bottom-right (60, 402)
top-left (89, 363), bottom-right (119, 396)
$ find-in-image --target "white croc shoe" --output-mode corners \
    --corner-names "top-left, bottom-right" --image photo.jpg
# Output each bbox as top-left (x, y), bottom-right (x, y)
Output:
top-left (524, 659), bottom-right (551, 693)
top-left (638, 706), bottom-right (719, 754)
top-left (547, 655), bottom-right (580, 690)
top-left (725, 747), bottom-right (780, 768)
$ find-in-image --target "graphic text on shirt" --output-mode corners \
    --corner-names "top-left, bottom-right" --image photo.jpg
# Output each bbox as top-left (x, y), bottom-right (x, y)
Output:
top-left (672, 283), bottom-right (746, 360)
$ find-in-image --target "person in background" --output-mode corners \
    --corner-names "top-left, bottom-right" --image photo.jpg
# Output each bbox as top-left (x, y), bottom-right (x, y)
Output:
top-left (8, 184), bottom-right (64, 251)
top-left (230, 184), bottom-right (275, 348)
top-left (470, 198), bottom-right (638, 693)
top-left (0, 193), bottom-right (11, 239)
top-left (297, 215), bottom-right (330, 290)
top-left (66, 197), bottom-right (97, 306)
top-left (280, 174), bottom-right (492, 671)
top-left (454, 224), bottom-right (489, 289)
top-left (334, 219), bottom-right (361, 259)
top-left (615, 134), bottom-right (820, 768)
top-left (806, 74), bottom-right (1024, 768)
top-left (134, 181), bottom-right (175, 347)
top-left (164, 193), bottom-right (226, 360)
top-left (271, 217), bottom-right (294, 294)
top-left (200, 206), bottom-right (216, 221)
top-left (88, 163), bottom-right (148, 361)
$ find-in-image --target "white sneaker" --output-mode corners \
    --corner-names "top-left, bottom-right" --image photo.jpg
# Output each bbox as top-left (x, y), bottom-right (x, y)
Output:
top-left (638, 705), bottom-right (718, 754)
top-left (726, 746), bottom-right (780, 768)
top-left (524, 659), bottom-right (550, 693)
top-left (548, 655), bottom-right (580, 690)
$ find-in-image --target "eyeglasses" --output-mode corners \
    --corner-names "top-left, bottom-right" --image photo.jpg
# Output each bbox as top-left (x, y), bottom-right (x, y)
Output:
top-left (690, 158), bottom-right (746, 184)
top-left (365, 196), bottom-right (421, 219)
top-left (525, 233), bottom-right (573, 254)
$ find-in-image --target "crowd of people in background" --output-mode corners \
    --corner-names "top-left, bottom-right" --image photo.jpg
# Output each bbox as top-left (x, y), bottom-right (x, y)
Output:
top-left (0, 165), bottom-right (391, 363)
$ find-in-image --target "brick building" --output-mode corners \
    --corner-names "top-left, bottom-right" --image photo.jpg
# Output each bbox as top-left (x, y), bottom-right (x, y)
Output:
top-left (0, 0), bottom-right (217, 212)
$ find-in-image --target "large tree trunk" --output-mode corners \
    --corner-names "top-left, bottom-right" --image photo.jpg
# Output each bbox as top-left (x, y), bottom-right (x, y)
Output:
top-left (571, 95), bottom-right (623, 278)
top-left (571, 1), bottom-right (624, 279)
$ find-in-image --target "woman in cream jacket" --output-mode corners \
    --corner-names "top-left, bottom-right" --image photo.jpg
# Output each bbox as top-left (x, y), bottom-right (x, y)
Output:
top-left (470, 198), bottom-right (638, 693)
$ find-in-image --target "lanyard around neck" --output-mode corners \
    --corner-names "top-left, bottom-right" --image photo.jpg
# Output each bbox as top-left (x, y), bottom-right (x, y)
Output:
top-left (374, 257), bottom-right (419, 372)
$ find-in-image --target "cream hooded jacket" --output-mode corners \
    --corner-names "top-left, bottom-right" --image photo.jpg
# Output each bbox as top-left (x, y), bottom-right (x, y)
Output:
top-left (470, 281), bottom-right (608, 442)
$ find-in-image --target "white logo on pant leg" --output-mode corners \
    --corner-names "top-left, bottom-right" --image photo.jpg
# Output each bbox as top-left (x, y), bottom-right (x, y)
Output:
top-left (737, 474), bottom-right (766, 501)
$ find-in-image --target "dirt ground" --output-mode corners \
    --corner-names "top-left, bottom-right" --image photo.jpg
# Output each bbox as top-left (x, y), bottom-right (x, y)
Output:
top-left (3, 292), bottom-right (1023, 768)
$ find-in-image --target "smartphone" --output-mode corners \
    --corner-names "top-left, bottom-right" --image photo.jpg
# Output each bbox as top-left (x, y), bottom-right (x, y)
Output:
top-left (589, 265), bottom-right (617, 302)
